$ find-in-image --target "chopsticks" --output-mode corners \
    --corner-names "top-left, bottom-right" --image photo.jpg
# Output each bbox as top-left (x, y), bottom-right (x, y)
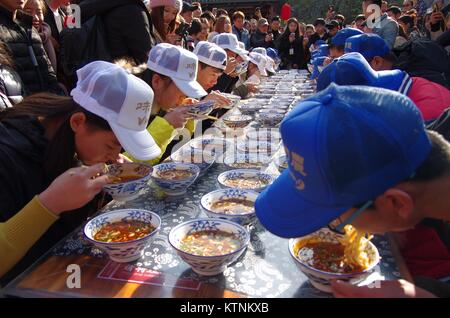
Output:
top-left (187, 112), bottom-right (219, 121)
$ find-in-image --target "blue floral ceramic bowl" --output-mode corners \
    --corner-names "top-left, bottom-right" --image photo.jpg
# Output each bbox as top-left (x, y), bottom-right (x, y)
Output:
top-left (151, 162), bottom-right (200, 196)
top-left (217, 169), bottom-right (275, 192)
top-left (200, 189), bottom-right (258, 225)
top-left (189, 137), bottom-right (233, 158)
top-left (103, 163), bottom-right (152, 201)
top-left (84, 209), bottom-right (161, 263)
top-left (255, 112), bottom-right (285, 127)
top-left (168, 219), bottom-right (250, 276)
top-left (223, 152), bottom-right (271, 170)
top-left (170, 147), bottom-right (215, 176)
top-left (221, 93), bottom-right (241, 108)
top-left (222, 114), bottom-right (253, 129)
top-left (289, 228), bottom-right (380, 293)
top-left (187, 100), bottom-right (215, 115)
top-left (237, 140), bottom-right (280, 156)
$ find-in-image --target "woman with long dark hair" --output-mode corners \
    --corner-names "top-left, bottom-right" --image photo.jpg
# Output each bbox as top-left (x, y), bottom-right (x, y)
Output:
top-left (0, 61), bottom-right (160, 285)
top-left (277, 17), bottom-right (305, 69)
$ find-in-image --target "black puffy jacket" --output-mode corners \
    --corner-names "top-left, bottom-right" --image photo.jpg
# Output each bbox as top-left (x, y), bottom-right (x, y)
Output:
top-left (0, 64), bottom-right (24, 105)
top-left (0, 7), bottom-right (63, 95)
top-left (78, 0), bottom-right (153, 64)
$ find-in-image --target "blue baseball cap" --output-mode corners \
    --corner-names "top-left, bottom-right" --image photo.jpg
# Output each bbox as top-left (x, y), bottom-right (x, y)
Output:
top-left (310, 56), bottom-right (327, 80)
top-left (255, 84), bottom-right (431, 238)
top-left (311, 44), bottom-right (329, 59)
top-left (317, 52), bottom-right (413, 94)
top-left (314, 39), bottom-right (327, 47)
top-left (266, 48), bottom-right (279, 60)
top-left (330, 28), bottom-right (363, 47)
top-left (345, 33), bottom-right (390, 60)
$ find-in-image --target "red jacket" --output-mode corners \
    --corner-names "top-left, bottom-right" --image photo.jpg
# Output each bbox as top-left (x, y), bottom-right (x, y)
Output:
top-left (408, 77), bottom-right (450, 122)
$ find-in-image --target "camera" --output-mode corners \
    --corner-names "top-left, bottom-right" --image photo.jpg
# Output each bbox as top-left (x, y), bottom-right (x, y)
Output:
top-left (175, 22), bottom-right (190, 37)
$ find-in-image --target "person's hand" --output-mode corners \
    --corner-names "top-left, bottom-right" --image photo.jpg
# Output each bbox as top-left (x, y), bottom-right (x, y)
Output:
top-left (166, 33), bottom-right (182, 45)
top-left (116, 153), bottom-right (132, 164)
top-left (289, 33), bottom-right (296, 43)
top-left (204, 91), bottom-right (232, 108)
top-left (331, 279), bottom-right (436, 298)
top-left (180, 98), bottom-right (199, 106)
top-left (323, 56), bottom-right (333, 66)
top-left (38, 164), bottom-right (110, 215)
top-left (430, 12), bottom-right (445, 25)
top-left (246, 83), bottom-right (258, 93)
top-left (265, 33), bottom-right (273, 42)
top-left (225, 57), bottom-right (238, 75)
top-left (164, 106), bottom-right (191, 128)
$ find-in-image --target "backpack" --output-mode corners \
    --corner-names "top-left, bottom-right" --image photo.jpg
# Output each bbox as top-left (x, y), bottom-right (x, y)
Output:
top-left (59, 0), bottom-right (153, 86)
top-left (59, 15), bottom-right (111, 79)
top-left (393, 38), bottom-right (450, 90)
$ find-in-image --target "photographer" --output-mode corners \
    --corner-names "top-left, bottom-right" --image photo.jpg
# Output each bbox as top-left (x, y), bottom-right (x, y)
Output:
top-left (250, 18), bottom-right (275, 49)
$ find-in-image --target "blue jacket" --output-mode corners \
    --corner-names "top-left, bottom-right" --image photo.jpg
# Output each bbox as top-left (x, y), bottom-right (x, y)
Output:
top-left (232, 25), bottom-right (250, 50)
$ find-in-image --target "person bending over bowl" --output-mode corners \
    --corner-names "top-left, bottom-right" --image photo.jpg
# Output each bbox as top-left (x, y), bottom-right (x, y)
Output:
top-left (255, 84), bottom-right (450, 298)
top-left (0, 61), bottom-right (160, 285)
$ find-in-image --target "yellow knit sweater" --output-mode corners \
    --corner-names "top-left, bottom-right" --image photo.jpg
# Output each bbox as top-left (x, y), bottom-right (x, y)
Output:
top-left (0, 196), bottom-right (58, 281)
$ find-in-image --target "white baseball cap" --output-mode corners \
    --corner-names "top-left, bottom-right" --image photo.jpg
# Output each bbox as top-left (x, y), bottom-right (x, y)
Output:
top-left (147, 43), bottom-right (207, 99)
top-left (249, 52), bottom-right (268, 76)
top-left (238, 41), bottom-right (250, 62)
top-left (251, 47), bottom-right (275, 73)
top-left (211, 33), bottom-right (249, 56)
top-left (71, 61), bottom-right (161, 161)
top-left (193, 41), bottom-right (227, 70)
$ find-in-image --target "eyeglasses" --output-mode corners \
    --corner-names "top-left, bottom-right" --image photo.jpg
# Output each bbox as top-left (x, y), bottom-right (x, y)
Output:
top-left (327, 200), bottom-right (373, 235)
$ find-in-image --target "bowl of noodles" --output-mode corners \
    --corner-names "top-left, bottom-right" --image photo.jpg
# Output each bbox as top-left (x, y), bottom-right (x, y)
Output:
top-left (84, 209), bottom-right (161, 263)
top-left (103, 163), bottom-right (153, 201)
top-left (289, 226), bottom-right (380, 293)
top-left (169, 219), bottom-right (250, 276)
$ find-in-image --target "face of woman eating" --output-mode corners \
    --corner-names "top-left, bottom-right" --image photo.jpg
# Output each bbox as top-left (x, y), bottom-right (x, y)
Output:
top-left (151, 74), bottom-right (187, 110)
top-left (197, 65), bottom-right (222, 90)
top-left (70, 112), bottom-right (122, 165)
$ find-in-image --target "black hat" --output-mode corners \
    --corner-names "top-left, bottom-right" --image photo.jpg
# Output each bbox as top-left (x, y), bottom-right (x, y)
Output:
top-left (326, 20), bottom-right (339, 30)
top-left (314, 18), bottom-right (326, 26)
top-left (182, 1), bottom-right (199, 13)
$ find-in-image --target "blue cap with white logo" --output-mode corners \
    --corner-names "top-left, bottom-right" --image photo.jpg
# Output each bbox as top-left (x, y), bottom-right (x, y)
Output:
top-left (310, 56), bottom-right (327, 80)
top-left (331, 28), bottom-right (364, 47)
top-left (317, 52), bottom-right (412, 94)
top-left (345, 33), bottom-right (390, 60)
top-left (255, 84), bottom-right (431, 238)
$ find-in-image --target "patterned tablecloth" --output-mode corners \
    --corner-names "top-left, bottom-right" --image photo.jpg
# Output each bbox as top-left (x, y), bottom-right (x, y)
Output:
top-left (52, 162), bottom-right (401, 298)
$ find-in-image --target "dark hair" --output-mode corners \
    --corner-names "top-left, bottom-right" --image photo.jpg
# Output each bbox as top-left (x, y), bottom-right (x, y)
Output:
top-left (335, 14), bottom-right (345, 22)
top-left (282, 17), bottom-right (300, 39)
top-left (0, 94), bottom-right (111, 182)
top-left (271, 16), bottom-right (281, 22)
top-left (201, 10), bottom-right (215, 22)
top-left (150, 6), bottom-right (176, 40)
top-left (116, 59), bottom-right (172, 90)
top-left (364, 0), bottom-right (382, 7)
top-left (355, 14), bottom-right (366, 22)
top-left (189, 18), bottom-right (202, 35)
top-left (216, 8), bottom-right (228, 17)
top-left (387, 6), bottom-right (402, 16)
top-left (201, 10), bottom-right (216, 32)
top-left (398, 14), bottom-right (414, 28)
top-left (0, 40), bottom-right (13, 68)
